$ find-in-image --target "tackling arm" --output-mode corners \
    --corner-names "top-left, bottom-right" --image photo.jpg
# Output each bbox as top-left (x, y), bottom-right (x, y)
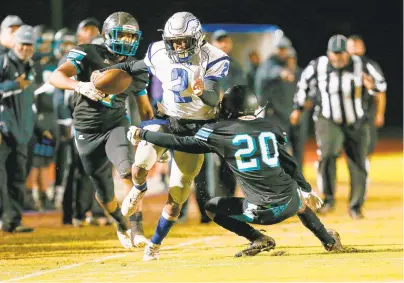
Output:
top-left (139, 129), bottom-right (213, 154)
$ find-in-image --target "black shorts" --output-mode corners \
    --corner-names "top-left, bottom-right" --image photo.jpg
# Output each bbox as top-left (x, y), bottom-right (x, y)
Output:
top-left (74, 118), bottom-right (133, 178)
top-left (32, 156), bottom-right (53, 168)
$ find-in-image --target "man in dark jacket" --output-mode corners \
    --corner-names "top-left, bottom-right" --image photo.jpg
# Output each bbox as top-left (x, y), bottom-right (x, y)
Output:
top-left (255, 37), bottom-right (296, 131)
top-left (0, 25), bottom-right (36, 232)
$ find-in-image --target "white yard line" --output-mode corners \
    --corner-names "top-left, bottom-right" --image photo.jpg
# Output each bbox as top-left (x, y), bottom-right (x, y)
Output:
top-left (3, 236), bottom-right (218, 282)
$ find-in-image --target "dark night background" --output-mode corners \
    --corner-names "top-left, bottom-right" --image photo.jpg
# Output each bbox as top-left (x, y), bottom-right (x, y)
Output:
top-left (2, 0), bottom-right (403, 131)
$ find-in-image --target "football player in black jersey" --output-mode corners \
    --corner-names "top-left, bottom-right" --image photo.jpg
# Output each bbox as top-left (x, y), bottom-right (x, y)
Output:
top-left (128, 85), bottom-right (343, 257)
top-left (49, 12), bottom-right (154, 249)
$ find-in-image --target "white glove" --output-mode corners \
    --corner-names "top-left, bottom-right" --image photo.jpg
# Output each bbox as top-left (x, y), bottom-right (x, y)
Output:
top-left (299, 189), bottom-right (324, 210)
top-left (127, 125), bottom-right (141, 145)
top-left (74, 81), bottom-right (105, 101)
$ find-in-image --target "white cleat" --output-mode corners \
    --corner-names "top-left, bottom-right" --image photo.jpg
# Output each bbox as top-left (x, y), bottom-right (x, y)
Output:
top-left (133, 234), bottom-right (148, 248)
top-left (117, 228), bottom-right (133, 249)
top-left (121, 188), bottom-right (146, 217)
top-left (143, 242), bottom-right (160, 261)
top-left (115, 221), bottom-right (133, 249)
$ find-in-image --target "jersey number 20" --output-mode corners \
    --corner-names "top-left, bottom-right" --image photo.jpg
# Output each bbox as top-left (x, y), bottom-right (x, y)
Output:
top-left (171, 68), bottom-right (192, 103)
top-left (232, 132), bottom-right (279, 172)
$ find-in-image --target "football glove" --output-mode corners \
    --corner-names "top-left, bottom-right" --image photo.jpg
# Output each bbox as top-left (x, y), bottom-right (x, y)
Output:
top-left (74, 81), bottom-right (105, 102)
top-left (127, 125), bottom-right (141, 146)
top-left (299, 189), bottom-right (324, 210)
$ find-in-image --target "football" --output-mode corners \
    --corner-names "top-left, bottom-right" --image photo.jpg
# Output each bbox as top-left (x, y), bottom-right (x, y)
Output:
top-left (91, 69), bottom-right (132, 94)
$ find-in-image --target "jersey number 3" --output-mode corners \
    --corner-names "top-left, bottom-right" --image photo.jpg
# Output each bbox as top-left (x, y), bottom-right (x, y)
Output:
top-left (171, 68), bottom-right (192, 103)
top-left (232, 132), bottom-right (279, 172)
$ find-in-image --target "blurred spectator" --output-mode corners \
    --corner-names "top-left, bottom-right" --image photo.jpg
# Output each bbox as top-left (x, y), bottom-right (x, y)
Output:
top-left (211, 30), bottom-right (247, 93)
top-left (255, 36), bottom-right (309, 167)
top-left (76, 18), bottom-right (100, 45)
top-left (32, 26), bottom-right (56, 65)
top-left (0, 15), bottom-right (23, 55)
top-left (246, 50), bottom-right (260, 90)
top-left (52, 28), bottom-right (77, 210)
top-left (255, 36), bottom-right (295, 130)
top-left (0, 25), bottom-right (37, 232)
top-left (285, 47), bottom-right (310, 168)
top-left (25, 26), bottom-right (59, 211)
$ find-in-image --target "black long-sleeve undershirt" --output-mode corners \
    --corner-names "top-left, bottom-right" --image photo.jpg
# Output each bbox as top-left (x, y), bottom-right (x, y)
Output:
top-left (140, 129), bottom-right (213, 154)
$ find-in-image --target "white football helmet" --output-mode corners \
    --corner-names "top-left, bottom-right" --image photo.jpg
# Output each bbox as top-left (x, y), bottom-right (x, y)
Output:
top-left (162, 12), bottom-right (204, 63)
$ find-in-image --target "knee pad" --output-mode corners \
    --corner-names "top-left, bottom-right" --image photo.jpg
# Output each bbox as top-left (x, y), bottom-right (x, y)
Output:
top-left (168, 185), bottom-right (191, 205)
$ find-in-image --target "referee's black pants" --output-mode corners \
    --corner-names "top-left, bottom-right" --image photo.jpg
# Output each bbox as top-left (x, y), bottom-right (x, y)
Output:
top-left (0, 135), bottom-right (27, 230)
top-left (315, 116), bottom-right (369, 211)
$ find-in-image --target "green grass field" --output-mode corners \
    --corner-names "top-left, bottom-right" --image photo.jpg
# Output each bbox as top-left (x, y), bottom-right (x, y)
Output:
top-left (0, 143), bottom-right (403, 282)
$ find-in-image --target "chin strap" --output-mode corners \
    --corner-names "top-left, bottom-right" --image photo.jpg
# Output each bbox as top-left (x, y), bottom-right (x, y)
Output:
top-left (254, 100), bottom-right (268, 117)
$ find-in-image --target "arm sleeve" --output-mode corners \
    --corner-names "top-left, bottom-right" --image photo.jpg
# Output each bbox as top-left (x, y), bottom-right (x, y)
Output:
top-left (66, 46), bottom-right (88, 74)
top-left (293, 60), bottom-right (317, 110)
top-left (140, 129), bottom-right (213, 154)
top-left (365, 59), bottom-right (387, 94)
top-left (278, 145), bottom-right (312, 192)
top-left (273, 127), bottom-right (312, 192)
top-left (198, 79), bottom-right (220, 107)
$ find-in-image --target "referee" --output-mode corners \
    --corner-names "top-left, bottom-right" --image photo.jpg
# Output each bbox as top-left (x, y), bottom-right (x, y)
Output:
top-left (290, 35), bottom-right (386, 219)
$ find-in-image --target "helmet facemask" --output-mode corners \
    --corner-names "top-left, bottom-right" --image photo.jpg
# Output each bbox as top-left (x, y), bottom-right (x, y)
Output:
top-left (163, 31), bottom-right (202, 63)
top-left (104, 25), bottom-right (142, 56)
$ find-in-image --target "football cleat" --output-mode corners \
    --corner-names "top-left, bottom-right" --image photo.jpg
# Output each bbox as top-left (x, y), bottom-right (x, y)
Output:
top-left (143, 241), bottom-right (160, 261)
top-left (323, 229), bottom-right (343, 252)
top-left (133, 234), bottom-right (148, 248)
top-left (235, 235), bottom-right (276, 257)
top-left (115, 221), bottom-right (133, 249)
top-left (121, 187), bottom-right (146, 217)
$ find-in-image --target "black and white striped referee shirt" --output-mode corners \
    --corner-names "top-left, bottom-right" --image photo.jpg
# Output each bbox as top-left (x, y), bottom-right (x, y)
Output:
top-left (293, 55), bottom-right (386, 124)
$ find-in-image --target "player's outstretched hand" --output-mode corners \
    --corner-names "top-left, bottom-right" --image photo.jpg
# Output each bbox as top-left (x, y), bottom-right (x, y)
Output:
top-left (127, 125), bottom-right (141, 145)
top-left (300, 190), bottom-right (324, 210)
top-left (74, 81), bottom-right (105, 101)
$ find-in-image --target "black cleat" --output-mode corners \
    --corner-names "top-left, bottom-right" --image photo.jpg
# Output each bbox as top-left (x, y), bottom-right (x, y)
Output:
top-left (235, 235), bottom-right (276, 257)
top-left (2, 224), bottom-right (35, 233)
top-left (323, 229), bottom-right (343, 252)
